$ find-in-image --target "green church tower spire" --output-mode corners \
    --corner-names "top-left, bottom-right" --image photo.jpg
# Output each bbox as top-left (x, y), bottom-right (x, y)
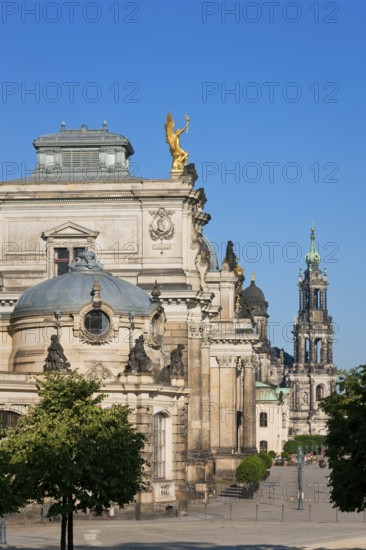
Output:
top-left (305, 226), bottom-right (321, 270)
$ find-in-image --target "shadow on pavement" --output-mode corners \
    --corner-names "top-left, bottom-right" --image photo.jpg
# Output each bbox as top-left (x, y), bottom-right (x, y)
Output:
top-left (4, 545), bottom-right (308, 550)
top-left (113, 546), bottom-right (306, 550)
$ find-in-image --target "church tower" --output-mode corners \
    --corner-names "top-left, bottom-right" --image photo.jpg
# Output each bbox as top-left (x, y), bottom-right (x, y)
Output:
top-left (288, 228), bottom-right (337, 435)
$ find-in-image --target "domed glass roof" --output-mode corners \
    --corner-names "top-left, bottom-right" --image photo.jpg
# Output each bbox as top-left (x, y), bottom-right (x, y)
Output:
top-left (12, 252), bottom-right (153, 318)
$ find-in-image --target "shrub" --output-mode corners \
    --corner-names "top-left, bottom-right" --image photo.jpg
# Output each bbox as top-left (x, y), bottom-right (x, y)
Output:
top-left (258, 451), bottom-right (273, 469)
top-left (236, 455), bottom-right (266, 484)
top-left (284, 435), bottom-right (326, 456)
top-left (268, 450), bottom-right (276, 459)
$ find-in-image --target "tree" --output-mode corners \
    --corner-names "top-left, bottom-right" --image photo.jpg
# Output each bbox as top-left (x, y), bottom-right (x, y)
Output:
top-left (258, 451), bottom-right (272, 470)
top-left (320, 365), bottom-right (366, 512)
top-left (236, 455), bottom-right (266, 484)
top-left (284, 434), bottom-right (325, 455)
top-left (0, 372), bottom-right (147, 550)
top-left (0, 447), bottom-right (25, 517)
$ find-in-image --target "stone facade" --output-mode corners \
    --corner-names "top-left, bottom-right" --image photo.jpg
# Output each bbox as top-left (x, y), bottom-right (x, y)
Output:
top-left (0, 123), bottom-right (266, 512)
top-left (256, 382), bottom-right (291, 454)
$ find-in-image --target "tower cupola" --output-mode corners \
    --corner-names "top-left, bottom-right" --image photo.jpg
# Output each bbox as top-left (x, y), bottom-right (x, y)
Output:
top-left (305, 226), bottom-right (321, 271)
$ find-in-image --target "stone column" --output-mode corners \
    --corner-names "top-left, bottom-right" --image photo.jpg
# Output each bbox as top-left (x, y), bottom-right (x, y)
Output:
top-left (327, 338), bottom-right (333, 363)
top-left (320, 338), bottom-right (327, 364)
top-left (298, 336), bottom-right (305, 367)
top-left (187, 321), bottom-right (202, 453)
top-left (200, 326), bottom-right (212, 451)
top-left (242, 356), bottom-right (257, 455)
top-left (186, 319), bottom-right (214, 489)
top-left (310, 339), bottom-right (316, 364)
top-left (309, 375), bottom-right (315, 414)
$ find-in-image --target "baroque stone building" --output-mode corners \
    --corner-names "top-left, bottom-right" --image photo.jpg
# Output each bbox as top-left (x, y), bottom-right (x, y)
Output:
top-left (287, 228), bottom-right (337, 435)
top-left (0, 121), bottom-right (266, 513)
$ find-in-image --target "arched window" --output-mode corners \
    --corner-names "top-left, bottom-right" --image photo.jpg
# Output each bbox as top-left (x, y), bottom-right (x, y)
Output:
top-left (0, 411), bottom-right (20, 431)
top-left (153, 413), bottom-right (166, 479)
top-left (259, 440), bottom-right (268, 452)
top-left (316, 385), bottom-right (325, 401)
top-left (259, 412), bottom-right (268, 427)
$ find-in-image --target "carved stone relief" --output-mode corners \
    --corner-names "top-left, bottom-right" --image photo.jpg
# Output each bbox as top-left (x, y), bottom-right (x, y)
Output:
top-left (149, 208), bottom-right (174, 241)
top-left (86, 363), bottom-right (114, 382)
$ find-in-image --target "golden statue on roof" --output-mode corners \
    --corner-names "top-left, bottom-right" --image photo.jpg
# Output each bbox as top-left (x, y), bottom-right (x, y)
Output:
top-left (165, 112), bottom-right (190, 172)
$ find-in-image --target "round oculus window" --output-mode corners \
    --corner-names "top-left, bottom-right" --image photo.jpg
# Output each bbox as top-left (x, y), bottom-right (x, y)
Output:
top-left (84, 310), bottom-right (110, 336)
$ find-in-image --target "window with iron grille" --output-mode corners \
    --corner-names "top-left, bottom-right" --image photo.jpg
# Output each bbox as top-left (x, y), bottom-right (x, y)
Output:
top-left (259, 412), bottom-right (268, 427)
top-left (316, 384), bottom-right (325, 401)
top-left (153, 413), bottom-right (166, 479)
top-left (259, 440), bottom-right (268, 452)
top-left (0, 411), bottom-right (20, 431)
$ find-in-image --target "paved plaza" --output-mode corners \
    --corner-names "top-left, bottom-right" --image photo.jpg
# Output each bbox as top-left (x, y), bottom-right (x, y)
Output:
top-left (2, 463), bottom-right (365, 550)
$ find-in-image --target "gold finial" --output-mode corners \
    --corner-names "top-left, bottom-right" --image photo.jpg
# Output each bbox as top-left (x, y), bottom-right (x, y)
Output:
top-left (92, 277), bottom-right (102, 308)
top-left (165, 112), bottom-right (190, 172)
top-left (251, 272), bottom-right (255, 282)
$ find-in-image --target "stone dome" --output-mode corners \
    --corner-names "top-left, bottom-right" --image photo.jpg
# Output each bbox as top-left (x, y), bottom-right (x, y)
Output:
top-left (239, 276), bottom-right (268, 318)
top-left (12, 251), bottom-right (154, 319)
top-left (242, 281), bottom-right (266, 307)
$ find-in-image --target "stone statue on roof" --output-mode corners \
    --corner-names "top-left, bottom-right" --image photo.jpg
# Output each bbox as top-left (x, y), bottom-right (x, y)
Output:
top-left (43, 334), bottom-right (71, 373)
top-left (125, 335), bottom-right (152, 373)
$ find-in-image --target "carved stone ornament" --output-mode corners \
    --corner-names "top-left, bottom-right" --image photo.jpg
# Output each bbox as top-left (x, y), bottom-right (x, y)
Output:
top-left (216, 356), bottom-right (233, 368)
top-left (241, 354), bottom-right (259, 370)
top-left (86, 363), bottom-right (114, 382)
top-left (149, 208), bottom-right (174, 241)
top-left (200, 323), bottom-right (215, 345)
top-left (194, 236), bottom-right (210, 291)
top-left (188, 322), bottom-right (201, 339)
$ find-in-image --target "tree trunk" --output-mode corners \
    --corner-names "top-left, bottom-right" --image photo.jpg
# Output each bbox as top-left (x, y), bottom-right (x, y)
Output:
top-left (67, 509), bottom-right (73, 550)
top-left (60, 514), bottom-right (67, 550)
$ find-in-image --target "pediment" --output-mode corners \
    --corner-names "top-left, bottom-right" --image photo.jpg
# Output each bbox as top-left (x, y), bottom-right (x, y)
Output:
top-left (41, 222), bottom-right (99, 239)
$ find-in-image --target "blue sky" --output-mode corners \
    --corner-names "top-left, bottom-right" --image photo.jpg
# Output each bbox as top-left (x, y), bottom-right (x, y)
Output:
top-left (0, 0), bottom-right (364, 369)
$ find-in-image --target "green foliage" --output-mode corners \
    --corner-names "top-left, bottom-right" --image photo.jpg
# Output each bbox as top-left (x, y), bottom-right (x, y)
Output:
top-left (284, 435), bottom-right (325, 455)
top-left (281, 450), bottom-right (290, 460)
top-left (320, 365), bottom-right (366, 512)
top-left (268, 450), bottom-right (276, 459)
top-left (0, 372), bottom-right (147, 548)
top-left (0, 447), bottom-right (26, 517)
top-left (236, 455), bottom-right (266, 484)
top-left (258, 451), bottom-right (272, 469)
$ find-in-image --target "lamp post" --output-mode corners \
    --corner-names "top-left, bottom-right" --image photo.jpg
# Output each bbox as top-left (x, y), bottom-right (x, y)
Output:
top-left (0, 514), bottom-right (6, 544)
top-left (297, 446), bottom-right (304, 510)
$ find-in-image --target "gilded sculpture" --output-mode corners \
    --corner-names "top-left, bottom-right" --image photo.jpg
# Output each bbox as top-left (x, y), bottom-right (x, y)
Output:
top-left (165, 112), bottom-right (190, 171)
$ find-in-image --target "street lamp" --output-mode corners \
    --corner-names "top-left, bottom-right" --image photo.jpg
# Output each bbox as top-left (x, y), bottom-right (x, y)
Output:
top-left (297, 446), bottom-right (304, 510)
top-left (0, 514), bottom-right (6, 544)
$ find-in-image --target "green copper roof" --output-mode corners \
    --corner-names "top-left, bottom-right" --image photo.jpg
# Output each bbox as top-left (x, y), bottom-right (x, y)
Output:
top-left (305, 226), bottom-right (321, 269)
top-left (255, 381), bottom-right (291, 402)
